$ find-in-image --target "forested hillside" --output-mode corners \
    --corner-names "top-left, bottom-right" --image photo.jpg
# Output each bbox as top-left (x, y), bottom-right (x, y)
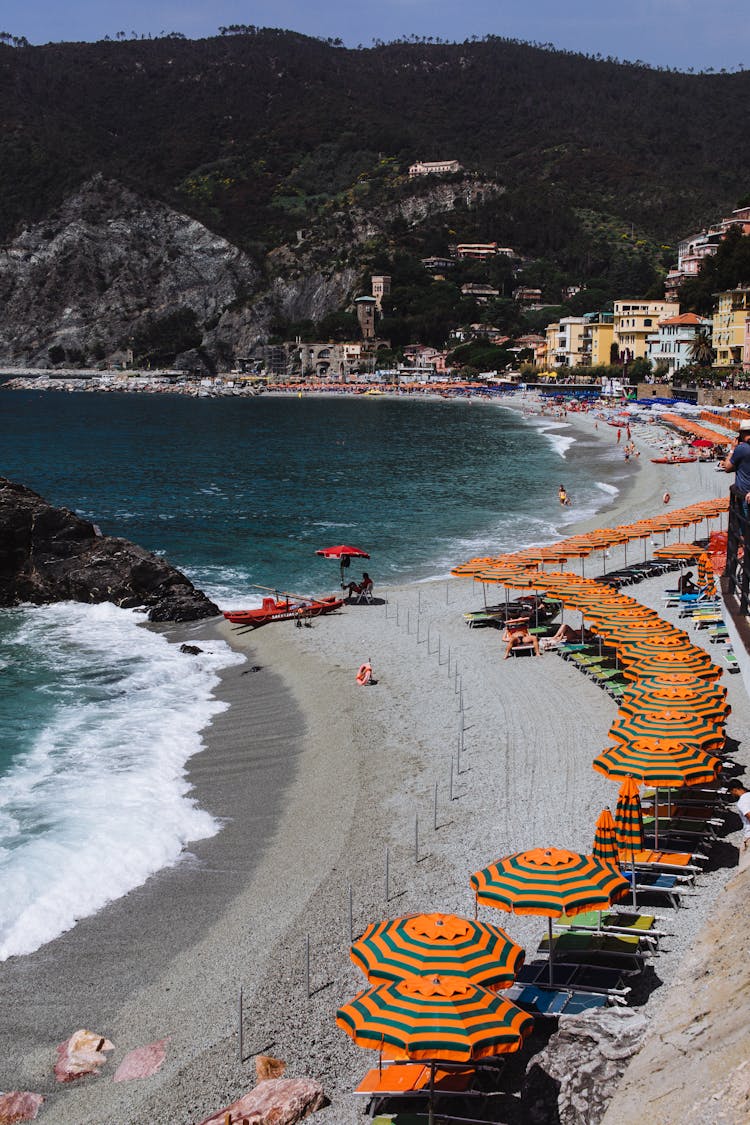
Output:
top-left (1, 31), bottom-right (748, 248)
top-left (0, 30), bottom-right (748, 368)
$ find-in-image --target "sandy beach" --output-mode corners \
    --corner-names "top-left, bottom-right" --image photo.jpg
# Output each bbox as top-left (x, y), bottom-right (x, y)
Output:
top-left (0, 398), bottom-right (744, 1124)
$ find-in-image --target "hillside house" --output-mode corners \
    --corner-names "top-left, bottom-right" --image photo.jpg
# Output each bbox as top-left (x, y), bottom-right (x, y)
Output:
top-left (712, 288), bottom-right (750, 368)
top-left (613, 299), bottom-right (679, 361)
top-left (408, 159), bottom-right (462, 178)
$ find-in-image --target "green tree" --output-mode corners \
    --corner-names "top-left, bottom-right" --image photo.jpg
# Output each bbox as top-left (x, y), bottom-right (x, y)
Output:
top-left (688, 328), bottom-right (715, 367)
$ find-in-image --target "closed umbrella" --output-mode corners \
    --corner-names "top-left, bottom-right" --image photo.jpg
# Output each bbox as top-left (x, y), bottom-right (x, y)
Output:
top-left (350, 912), bottom-right (524, 992)
top-left (592, 808), bottom-right (620, 864)
top-left (470, 847), bottom-right (629, 984)
top-left (613, 777), bottom-right (645, 907)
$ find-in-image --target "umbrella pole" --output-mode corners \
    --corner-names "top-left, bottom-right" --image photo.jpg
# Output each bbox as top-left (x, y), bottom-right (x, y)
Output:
top-left (548, 917), bottom-right (554, 986)
top-left (428, 1061), bottom-right (436, 1125)
top-left (654, 787), bottom-right (659, 850)
top-left (631, 849), bottom-right (638, 910)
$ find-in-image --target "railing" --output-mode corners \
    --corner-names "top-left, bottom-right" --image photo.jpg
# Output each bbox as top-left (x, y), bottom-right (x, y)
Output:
top-left (724, 486), bottom-right (750, 615)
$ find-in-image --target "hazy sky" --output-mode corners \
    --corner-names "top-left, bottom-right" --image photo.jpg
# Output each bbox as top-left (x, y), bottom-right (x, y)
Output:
top-left (3, 0), bottom-right (749, 72)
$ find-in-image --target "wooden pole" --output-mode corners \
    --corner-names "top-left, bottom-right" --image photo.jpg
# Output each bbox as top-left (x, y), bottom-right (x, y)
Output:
top-left (306, 934), bottom-right (311, 998)
top-left (385, 846), bottom-right (390, 903)
top-left (348, 884), bottom-right (353, 944)
top-left (415, 814), bottom-right (419, 863)
top-left (449, 758), bottom-right (454, 801)
top-left (238, 985), bottom-right (244, 1063)
top-left (434, 781), bottom-right (438, 830)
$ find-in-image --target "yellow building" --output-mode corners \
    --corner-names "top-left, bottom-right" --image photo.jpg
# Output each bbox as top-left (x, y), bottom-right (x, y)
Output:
top-left (545, 322), bottom-right (560, 364)
top-left (613, 299), bottom-right (679, 360)
top-left (587, 320), bottom-right (615, 366)
top-left (712, 288), bottom-right (750, 367)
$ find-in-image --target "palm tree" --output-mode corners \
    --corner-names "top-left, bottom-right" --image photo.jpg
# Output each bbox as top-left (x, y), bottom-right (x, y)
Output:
top-left (688, 329), bottom-right (714, 368)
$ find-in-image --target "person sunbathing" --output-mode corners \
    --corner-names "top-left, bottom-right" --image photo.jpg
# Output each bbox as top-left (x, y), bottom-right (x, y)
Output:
top-left (502, 618), bottom-right (539, 659)
top-left (539, 623), bottom-right (593, 650)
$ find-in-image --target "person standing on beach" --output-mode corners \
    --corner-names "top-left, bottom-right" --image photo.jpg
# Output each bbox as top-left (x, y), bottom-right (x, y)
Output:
top-left (721, 420), bottom-right (750, 517)
top-left (617, 428), bottom-right (621, 443)
top-left (730, 784), bottom-right (750, 851)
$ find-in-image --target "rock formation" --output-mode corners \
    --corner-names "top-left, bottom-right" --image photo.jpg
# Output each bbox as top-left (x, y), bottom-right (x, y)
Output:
top-left (0, 477), bottom-right (219, 622)
top-left (54, 1029), bottom-right (115, 1083)
top-left (0, 176), bottom-right (260, 368)
top-left (523, 1006), bottom-right (649, 1125)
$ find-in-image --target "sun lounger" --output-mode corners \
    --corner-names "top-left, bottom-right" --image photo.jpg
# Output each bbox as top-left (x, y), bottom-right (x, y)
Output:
top-left (625, 848), bottom-right (705, 875)
top-left (554, 909), bottom-right (666, 945)
top-left (620, 868), bottom-right (683, 907)
top-left (356, 1063), bottom-right (476, 1097)
top-left (515, 960), bottom-right (630, 998)
top-left (537, 932), bottom-right (648, 973)
top-left (507, 983), bottom-right (615, 1017)
top-left (641, 814), bottom-right (719, 840)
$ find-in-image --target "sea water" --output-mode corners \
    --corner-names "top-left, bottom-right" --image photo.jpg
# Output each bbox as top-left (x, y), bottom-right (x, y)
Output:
top-left (0, 390), bottom-right (628, 956)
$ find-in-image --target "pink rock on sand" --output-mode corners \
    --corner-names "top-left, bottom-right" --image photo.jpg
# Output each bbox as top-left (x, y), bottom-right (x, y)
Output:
top-left (0, 1092), bottom-right (44, 1123)
top-left (113, 1039), bottom-right (169, 1082)
top-left (196, 1077), bottom-right (328, 1125)
top-left (54, 1029), bottom-right (115, 1082)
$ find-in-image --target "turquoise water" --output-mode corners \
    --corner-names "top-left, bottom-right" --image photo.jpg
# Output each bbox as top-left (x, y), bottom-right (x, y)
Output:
top-left (0, 390), bottom-right (629, 956)
top-left (0, 391), bottom-right (625, 599)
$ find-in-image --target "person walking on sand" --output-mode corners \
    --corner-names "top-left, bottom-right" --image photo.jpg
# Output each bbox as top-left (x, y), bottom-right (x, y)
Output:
top-left (617, 428), bottom-right (621, 444)
top-left (730, 784), bottom-right (750, 851)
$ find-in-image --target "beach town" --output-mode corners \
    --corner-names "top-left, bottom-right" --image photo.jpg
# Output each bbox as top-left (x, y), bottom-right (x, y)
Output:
top-left (2, 390), bottom-right (750, 1125)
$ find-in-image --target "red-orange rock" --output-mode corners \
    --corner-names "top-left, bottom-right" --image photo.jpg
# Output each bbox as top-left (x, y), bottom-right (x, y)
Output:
top-left (254, 1055), bottom-right (286, 1083)
top-left (196, 1077), bottom-right (328, 1125)
top-left (0, 1091), bottom-right (44, 1123)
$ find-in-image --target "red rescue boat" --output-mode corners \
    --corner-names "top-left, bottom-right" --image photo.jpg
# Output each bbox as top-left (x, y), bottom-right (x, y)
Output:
top-left (224, 593), bottom-right (343, 627)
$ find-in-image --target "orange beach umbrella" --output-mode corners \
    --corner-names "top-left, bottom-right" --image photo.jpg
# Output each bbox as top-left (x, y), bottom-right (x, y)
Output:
top-left (350, 912), bottom-right (524, 992)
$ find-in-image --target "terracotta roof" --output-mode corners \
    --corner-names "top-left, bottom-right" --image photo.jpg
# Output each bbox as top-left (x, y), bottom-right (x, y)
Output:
top-left (659, 313), bottom-right (708, 326)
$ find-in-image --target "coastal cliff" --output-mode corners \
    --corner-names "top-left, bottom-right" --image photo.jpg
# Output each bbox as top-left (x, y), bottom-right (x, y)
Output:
top-left (0, 477), bottom-right (219, 621)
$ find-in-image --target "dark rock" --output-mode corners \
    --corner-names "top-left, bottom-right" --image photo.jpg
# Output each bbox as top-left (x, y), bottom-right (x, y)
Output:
top-left (179, 644), bottom-right (203, 655)
top-left (523, 1007), bottom-right (648, 1125)
top-left (0, 477), bottom-right (219, 623)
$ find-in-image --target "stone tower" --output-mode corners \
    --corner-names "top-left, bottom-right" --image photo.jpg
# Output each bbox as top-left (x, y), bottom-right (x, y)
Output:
top-left (371, 274), bottom-right (391, 312)
top-left (355, 296), bottom-right (377, 340)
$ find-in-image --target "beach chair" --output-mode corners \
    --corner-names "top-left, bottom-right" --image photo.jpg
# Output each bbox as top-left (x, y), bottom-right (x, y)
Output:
top-left (515, 959), bottom-right (630, 998)
top-left (507, 983), bottom-right (615, 1018)
top-left (620, 869), bottom-right (684, 907)
top-left (553, 909), bottom-right (666, 946)
top-left (537, 931), bottom-right (648, 973)
top-left (355, 578), bottom-right (374, 604)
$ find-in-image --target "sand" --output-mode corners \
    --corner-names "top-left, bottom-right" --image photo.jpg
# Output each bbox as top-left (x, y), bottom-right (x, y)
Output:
top-left (0, 397), bottom-right (744, 1124)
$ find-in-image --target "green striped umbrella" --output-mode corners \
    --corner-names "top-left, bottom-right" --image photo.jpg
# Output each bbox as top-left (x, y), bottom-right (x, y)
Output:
top-left (618, 686), bottom-right (729, 723)
top-left (613, 777), bottom-right (645, 854)
top-left (470, 847), bottom-right (629, 984)
top-left (592, 808), bottom-right (619, 864)
top-left (616, 637), bottom-right (700, 667)
top-left (350, 912), bottom-right (525, 991)
top-left (635, 672), bottom-right (728, 695)
top-left (336, 973), bottom-right (533, 1062)
top-left (621, 653), bottom-right (722, 682)
top-left (593, 741), bottom-right (721, 848)
top-left (608, 709), bottom-right (724, 753)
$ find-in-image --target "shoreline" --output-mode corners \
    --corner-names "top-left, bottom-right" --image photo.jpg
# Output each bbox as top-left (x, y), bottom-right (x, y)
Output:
top-left (0, 401), bottom-right (738, 1123)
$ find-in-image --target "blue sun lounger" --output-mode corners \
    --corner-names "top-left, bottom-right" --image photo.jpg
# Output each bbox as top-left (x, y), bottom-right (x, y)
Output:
top-left (621, 869), bottom-right (683, 908)
top-left (507, 983), bottom-right (613, 1018)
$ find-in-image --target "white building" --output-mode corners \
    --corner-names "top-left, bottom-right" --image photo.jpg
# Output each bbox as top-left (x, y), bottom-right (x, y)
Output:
top-left (408, 159), bottom-right (462, 178)
top-left (645, 313), bottom-right (712, 375)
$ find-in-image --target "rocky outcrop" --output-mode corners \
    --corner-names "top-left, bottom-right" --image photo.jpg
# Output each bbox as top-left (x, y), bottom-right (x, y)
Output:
top-left (0, 477), bottom-right (219, 622)
top-left (196, 1077), bottom-right (328, 1125)
top-left (602, 858), bottom-right (750, 1125)
top-left (523, 1007), bottom-right (649, 1125)
top-left (0, 176), bottom-right (260, 368)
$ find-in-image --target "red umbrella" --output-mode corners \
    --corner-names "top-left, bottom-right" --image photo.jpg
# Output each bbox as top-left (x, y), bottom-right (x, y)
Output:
top-left (315, 545), bottom-right (370, 559)
top-left (690, 439), bottom-right (714, 449)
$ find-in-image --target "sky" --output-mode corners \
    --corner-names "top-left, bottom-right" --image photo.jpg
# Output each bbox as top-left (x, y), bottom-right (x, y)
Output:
top-left (2, 0), bottom-right (749, 72)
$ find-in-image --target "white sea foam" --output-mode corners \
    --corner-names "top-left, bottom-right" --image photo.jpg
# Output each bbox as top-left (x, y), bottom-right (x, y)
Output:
top-left (529, 418), bottom-right (576, 458)
top-left (596, 481), bottom-right (620, 497)
top-left (0, 601), bottom-right (244, 959)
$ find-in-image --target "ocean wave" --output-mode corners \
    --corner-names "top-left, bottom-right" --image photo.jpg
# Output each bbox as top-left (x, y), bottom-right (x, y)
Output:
top-left (596, 481), bottom-right (620, 497)
top-left (0, 601), bottom-right (244, 959)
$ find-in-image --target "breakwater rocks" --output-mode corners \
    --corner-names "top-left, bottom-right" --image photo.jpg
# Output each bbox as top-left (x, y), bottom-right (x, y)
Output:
top-left (0, 477), bottom-right (219, 622)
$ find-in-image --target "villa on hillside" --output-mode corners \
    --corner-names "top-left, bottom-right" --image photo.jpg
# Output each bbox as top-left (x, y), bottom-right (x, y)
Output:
top-left (613, 298), bottom-right (680, 361)
top-left (665, 205), bottom-right (750, 298)
top-left (408, 159), bottom-right (462, 178)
